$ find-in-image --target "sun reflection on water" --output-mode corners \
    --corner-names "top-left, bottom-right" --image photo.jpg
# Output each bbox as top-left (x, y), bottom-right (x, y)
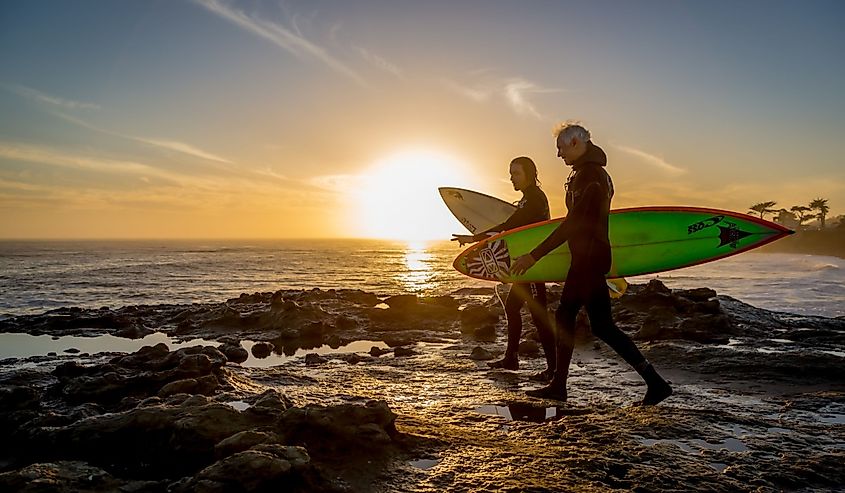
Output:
top-left (396, 241), bottom-right (438, 293)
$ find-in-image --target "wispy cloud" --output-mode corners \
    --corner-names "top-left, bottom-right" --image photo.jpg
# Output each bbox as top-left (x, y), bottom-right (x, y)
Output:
top-left (193, 0), bottom-right (366, 86)
top-left (0, 141), bottom-right (184, 182)
top-left (444, 75), bottom-right (560, 119)
top-left (356, 47), bottom-right (403, 79)
top-left (7, 84), bottom-right (100, 110)
top-left (50, 112), bottom-right (234, 167)
top-left (614, 145), bottom-right (687, 174)
top-left (133, 138), bottom-right (233, 164)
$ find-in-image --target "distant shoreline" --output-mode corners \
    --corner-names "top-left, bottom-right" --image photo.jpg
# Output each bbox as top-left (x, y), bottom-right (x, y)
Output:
top-left (759, 228), bottom-right (845, 259)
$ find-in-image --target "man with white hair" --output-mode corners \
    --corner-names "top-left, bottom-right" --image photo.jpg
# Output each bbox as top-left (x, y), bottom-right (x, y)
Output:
top-left (511, 122), bottom-right (672, 406)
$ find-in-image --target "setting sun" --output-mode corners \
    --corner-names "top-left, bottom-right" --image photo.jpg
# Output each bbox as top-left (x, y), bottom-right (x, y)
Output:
top-left (352, 150), bottom-right (475, 241)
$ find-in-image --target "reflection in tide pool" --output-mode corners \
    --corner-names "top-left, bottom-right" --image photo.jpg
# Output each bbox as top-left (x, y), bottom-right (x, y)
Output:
top-left (475, 403), bottom-right (566, 422)
top-left (0, 332), bottom-right (389, 369)
top-left (0, 332), bottom-right (218, 360)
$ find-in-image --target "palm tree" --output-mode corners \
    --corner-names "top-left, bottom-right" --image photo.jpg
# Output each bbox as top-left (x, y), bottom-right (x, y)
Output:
top-left (809, 198), bottom-right (830, 229)
top-left (790, 205), bottom-right (813, 229)
top-left (748, 201), bottom-right (777, 220)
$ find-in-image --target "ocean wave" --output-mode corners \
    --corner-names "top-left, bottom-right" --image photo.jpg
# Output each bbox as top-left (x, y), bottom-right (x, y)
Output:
top-left (810, 263), bottom-right (840, 271)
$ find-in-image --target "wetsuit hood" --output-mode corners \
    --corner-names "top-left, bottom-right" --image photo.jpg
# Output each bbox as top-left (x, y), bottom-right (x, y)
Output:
top-left (571, 141), bottom-right (607, 169)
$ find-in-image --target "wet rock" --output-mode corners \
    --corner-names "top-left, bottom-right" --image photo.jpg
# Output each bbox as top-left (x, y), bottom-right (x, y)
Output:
top-left (334, 315), bottom-right (357, 330)
top-left (370, 346), bottom-right (390, 357)
top-left (158, 375), bottom-right (220, 398)
top-left (393, 346), bottom-right (416, 357)
top-left (174, 450), bottom-right (293, 493)
top-left (250, 342), bottom-right (273, 359)
top-left (214, 430), bottom-right (281, 459)
top-left (219, 343), bottom-right (249, 364)
top-left (278, 400), bottom-right (398, 454)
top-left (304, 353), bottom-right (327, 365)
top-left (383, 295), bottom-right (419, 310)
top-left (518, 340), bottom-right (541, 355)
top-left (473, 324), bottom-right (497, 341)
top-left (470, 347), bottom-right (494, 360)
top-left (251, 389), bottom-right (293, 412)
top-left (63, 348), bottom-right (81, 354)
top-left (0, 461), bottom-right (128, 493)
top-left (0, 385), bottom-right (39, 411)
top-left (51, 345), bottom-right (227, 405)
top-left (114, 324), bottom-right (154, 339)
top-left (460, 305), bottom-right (499, 332)
top-left (676, 287), bottom-right (717, 302)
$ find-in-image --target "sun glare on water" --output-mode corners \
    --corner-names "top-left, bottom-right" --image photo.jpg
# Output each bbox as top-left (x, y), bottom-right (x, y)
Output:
top-left (353, 150), bottom-right (473, 242)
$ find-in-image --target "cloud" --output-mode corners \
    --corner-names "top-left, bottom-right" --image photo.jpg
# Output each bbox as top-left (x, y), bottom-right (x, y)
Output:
top-left (7, 85), bottom-right (100, 110)
top-left (193, 0), bottom-right (366, 86)
top-left (443, 75), bottom-right (560, 119)
top-left (356, 47), bottom-right (403, 79)
top-left (134, 138), bottom-right (233, 164)
top-left (0, 141), bottom-right (184, 183)
top-left (614, 145), bottom-right (687, 174)
top-left (51, 112), bottom-right (234, 167)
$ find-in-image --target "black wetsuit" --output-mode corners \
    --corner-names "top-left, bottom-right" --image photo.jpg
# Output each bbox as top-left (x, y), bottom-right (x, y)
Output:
top-left (530, 142), bottom-right (648, 383)
top-left (478, 185), bottom-right (554, 368)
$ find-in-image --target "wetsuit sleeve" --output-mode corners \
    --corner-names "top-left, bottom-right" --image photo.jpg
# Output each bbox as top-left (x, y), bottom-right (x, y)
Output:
top-left (471, 190), bottom-right (545, 240)
top-left (530, 172), bottom-right (605, 260)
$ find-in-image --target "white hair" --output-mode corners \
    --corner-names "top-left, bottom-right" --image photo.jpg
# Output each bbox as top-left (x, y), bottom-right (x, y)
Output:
top-left (553, 121), bottom-right (590, 143)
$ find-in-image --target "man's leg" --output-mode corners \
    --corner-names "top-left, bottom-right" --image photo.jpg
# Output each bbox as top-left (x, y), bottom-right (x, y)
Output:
top-left (584, 276), bottom-right (672, 406)
top-left (488, 283), bottom-right (526, 370)
top-left (526, 281), bottom-right (580, 400)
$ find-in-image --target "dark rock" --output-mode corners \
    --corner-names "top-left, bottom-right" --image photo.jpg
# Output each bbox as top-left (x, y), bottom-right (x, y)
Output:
top-left (158, 375), bottom-right (219, 397)
top-left (518, 340), bottom-right (541, 355)
top-left (250, 342), bottom-right (273, 359)
top-left (214, 430), bottom-right (281, 459)
top-left (304, 353), bottom-right (327, 365)
top-left (676, 287), bottom-right (717, 302)
top-left (473, 324), bottom-right (497, 341)
top-left (383, 295), bottom-right (418, 310)
top-left (0, 386), bottom-right (39, 411)
top-left (370, 346), bottom-right (390, 357)
top-left (175, 450), bottom-right (294, 492)
top-left (0, 461), bottom-right (125, 492)
top-left (393, 346), bottom-right (416, 357)
top-left (470, 347), bottom-right (494, 360)
top-left (460, 305), bottom-right (499, 332)
top-left (334, 315), bottom-right (357, 330)
top-left (219, 343), bottom-right (249, 364)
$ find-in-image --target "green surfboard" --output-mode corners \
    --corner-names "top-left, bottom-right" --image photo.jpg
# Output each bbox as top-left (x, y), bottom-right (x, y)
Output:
top-left (453, 207), bottom-right (793, 282)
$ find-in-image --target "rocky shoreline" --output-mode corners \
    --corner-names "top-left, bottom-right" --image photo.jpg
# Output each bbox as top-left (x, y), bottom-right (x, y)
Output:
top-left (1, 280), bottom-right (843, 492)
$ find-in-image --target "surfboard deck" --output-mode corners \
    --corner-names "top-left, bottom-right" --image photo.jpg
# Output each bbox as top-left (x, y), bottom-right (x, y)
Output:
top-left (439, 187), bottom-right (516, 234)
top-left (454, 206), bottom-right (794, 283)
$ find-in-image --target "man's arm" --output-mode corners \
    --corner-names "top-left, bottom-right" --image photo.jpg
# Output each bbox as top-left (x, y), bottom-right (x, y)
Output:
top-left (511, 175), bottom-right (605, 274)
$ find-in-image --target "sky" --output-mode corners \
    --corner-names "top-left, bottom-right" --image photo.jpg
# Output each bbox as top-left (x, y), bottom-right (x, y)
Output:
top-left (1, 0), bottom-right (843, 240)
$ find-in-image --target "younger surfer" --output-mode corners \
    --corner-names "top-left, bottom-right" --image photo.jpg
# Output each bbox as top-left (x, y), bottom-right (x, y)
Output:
top-left (511, 123), bottom-right (672, 405)
top-left (452, 157), bottom-right (556, 379)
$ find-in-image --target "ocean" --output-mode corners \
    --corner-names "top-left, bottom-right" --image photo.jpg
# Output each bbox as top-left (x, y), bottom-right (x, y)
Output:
top-left (0, 240), bottom-right (842, 319)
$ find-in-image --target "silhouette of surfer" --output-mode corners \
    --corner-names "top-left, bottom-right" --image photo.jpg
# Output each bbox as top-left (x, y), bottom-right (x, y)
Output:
top-left (511, 123), bottom-right (672, 405)
top-left (453, 157), bottom-right (556, 379)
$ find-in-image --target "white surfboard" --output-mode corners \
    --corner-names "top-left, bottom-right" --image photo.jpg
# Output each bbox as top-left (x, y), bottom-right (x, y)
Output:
top-left (438, 187), bottom-right (516, 234)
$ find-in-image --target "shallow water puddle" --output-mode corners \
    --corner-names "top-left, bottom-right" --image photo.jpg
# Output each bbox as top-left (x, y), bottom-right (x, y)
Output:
top-left (408, 458), bottom-right (440, 470)
top-left (225, 400), bottom-right (250, 411)
top-left (240, 339), bottom-right (389, 368)
top-left (0, 332), bottom-right (390, 368)
top-left (475, 403), bottom-right (574, 422)
top-left (0, 332), bottom-right (218, 360)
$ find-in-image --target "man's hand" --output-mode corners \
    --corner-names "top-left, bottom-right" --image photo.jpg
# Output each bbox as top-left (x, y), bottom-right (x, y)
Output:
top-left (510, 254), bottom-right (536, 276)
top-left (451, 234), bottom-right (476, 246)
